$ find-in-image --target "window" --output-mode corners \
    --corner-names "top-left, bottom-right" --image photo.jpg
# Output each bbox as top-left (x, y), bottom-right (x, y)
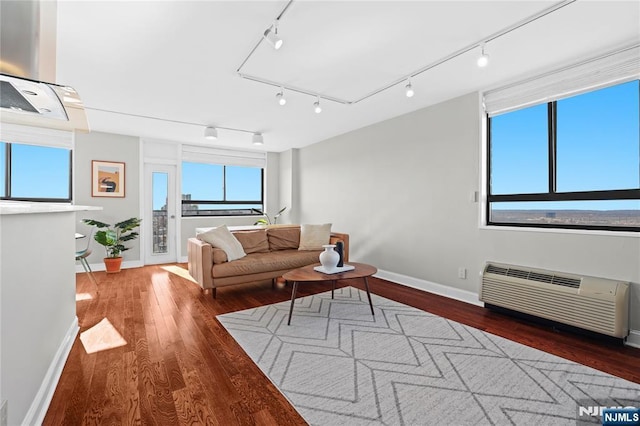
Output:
top-left (181, 162), bottom-right (263, 216)
top-left (487, 80), bottom-right (640, 231)
top-left (1, 142), bottom-right (72, 202)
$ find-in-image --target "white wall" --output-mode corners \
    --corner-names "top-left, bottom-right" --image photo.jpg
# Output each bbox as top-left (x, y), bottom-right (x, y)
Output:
top-left (277, 148), bottom-right (299, 225)
top-left (75, 131), bottom-right (142, 264)
top-left (264, 151), bottom-right (281, 224)
top-left (294, 91), bottom-right (640, 333)
top-left (0, 211), bottom-right (77, 425)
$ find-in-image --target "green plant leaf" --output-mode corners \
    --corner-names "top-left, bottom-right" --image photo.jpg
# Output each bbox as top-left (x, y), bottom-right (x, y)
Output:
top-left (85, 217), bottom-right (141, 258)
top-left (82, 218), bottom-right (110, 228)
top-left (120, 232), bottom-right (139, 241)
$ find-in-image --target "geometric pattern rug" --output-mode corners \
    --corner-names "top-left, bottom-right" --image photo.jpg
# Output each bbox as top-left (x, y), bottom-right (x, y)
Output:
top-left (217, 287), bottom-right (640, 425)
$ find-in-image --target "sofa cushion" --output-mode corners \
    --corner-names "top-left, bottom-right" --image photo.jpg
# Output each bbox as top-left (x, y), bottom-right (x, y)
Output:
top-left (267, 226), bottom-right (300, 251)
top-left (234, 229), bottom-right (270, 254)
top-left (213, 250), bottom-right (320, 278)
top-left (298, 223), bottom-right (332, 250)
top-left (197, 225), bottom-right (246, 261)
top-left (211, 247), bottom-right (228, 264)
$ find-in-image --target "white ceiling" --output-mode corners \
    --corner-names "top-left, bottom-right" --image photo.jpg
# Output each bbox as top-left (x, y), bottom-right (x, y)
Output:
top-left (55, 1), bottom-right (640, 152)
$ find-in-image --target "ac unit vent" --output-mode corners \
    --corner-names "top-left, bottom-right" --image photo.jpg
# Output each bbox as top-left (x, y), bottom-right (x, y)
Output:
top-left (528, 272), bottom-right (553, 284)
top-left (486, 264), bottom-right (508, 275)
top-left (552, 275), bottom-right (581, 289)
top-left (480, 262), bottom-right (629, 338)
top-left (485, 263), bottom-right (581, 289)
top-left (506, 268), bottom-right (530, 280)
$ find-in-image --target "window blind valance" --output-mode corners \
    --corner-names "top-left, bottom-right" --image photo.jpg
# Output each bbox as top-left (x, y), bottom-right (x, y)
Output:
top-left (182, 145), bottom-right (266, 168)
top-left (0, 122), bottom-right (74, 149)
top-left (484, 44), bottom-right (640, 117)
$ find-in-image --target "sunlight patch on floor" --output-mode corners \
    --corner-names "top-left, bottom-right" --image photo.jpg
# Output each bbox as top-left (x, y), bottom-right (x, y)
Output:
top-left (161, 264), bottom-right (197, 283)
top-left (76, 292), bottom-right (93, 301)
top-left (80, 318), bottom-right (127, 354)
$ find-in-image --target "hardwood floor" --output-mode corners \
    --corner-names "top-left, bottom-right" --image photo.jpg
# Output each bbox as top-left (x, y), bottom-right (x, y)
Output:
top-left (44, 264), bottom-right (640, 425)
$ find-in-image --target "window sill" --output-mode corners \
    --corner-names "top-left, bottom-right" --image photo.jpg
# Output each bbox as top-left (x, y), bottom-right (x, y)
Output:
top-left (479, 224), bottom-right (639, 238)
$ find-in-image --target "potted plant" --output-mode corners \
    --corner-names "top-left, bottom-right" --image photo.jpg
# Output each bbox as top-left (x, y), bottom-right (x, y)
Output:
top-left (82, 217), bottom-right (141, 273)
top-left (251, 206), bottom-right (287, 226)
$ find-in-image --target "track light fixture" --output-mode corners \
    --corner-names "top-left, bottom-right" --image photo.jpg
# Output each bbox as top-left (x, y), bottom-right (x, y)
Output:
top-left (405, 80), bottom-right (415, 98)
top-left (477, 44), bottom-right (490, 68)
top-left (203, 125), bottom-right (264, 146)
top-left (252, 132), bottom-right (264, 145)
top-left (313, 97), bottom-right (322, 114)
top-left (263, 20), bottom-right (283, 50)
top-left (239, 1), bottom-right (573, 105)
top-left (204, 126), bottom-right (218, 140)
top-left (276, 89), bottom-right (286, 105)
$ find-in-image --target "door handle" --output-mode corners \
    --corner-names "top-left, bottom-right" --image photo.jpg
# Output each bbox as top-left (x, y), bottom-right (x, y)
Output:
top-left (170, 215), bottom-right (175, 219)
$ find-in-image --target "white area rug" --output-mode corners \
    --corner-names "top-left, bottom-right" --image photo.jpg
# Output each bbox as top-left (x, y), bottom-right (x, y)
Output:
top-left (217, 287), bottom-right (640, 425)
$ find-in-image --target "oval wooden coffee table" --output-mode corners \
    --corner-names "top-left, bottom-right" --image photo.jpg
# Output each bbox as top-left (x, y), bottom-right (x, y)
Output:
top-left (282, 262), bottom-right (377, 325)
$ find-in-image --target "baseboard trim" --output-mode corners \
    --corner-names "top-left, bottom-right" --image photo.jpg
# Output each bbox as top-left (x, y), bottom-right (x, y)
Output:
top-left (75, 260), bottom-right (144, 273)
top-left (374, 269), bottom-right (483, 307)
top-left (23, 316), bottom-right (79, 425)
top-left (626, 330), bottom-right (640, 348)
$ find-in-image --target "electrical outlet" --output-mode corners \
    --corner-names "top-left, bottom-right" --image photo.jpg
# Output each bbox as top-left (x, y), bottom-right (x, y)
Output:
top-left (458, 267), bottom-right (467, 279)
top-left (1, 400), bottom-right (7, 426)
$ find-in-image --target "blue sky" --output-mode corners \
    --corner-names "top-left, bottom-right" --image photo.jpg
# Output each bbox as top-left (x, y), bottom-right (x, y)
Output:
top-left (156, 163), bottom-right (262, 210)
top-left (0, 143), bottom-right (70, 199)
top-left (491, 80), bottom-right (639, 210)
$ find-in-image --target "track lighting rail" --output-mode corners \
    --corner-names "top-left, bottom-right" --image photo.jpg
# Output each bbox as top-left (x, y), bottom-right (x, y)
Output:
top-left (85, 106), bottom-right (264, 144)
top-left (237, 72), bottom-right (352, 105)
top-left (237, 0), bottom-right (576, 106)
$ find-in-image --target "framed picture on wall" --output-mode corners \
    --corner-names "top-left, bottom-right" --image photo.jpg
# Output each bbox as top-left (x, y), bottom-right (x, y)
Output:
top-left (92, 160), bottom-right (125, 197)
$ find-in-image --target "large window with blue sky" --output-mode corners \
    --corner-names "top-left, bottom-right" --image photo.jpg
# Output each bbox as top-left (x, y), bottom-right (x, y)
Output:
top-left (488, 79), bottom-right (639, 231)
top-left (181, 162), bottom-right (263, 216)
top-left (0, 142), bottom-right (72, 201)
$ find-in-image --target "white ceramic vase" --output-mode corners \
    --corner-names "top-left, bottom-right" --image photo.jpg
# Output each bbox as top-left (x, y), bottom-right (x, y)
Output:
top-left (319, 244), bottom-right (340, 270)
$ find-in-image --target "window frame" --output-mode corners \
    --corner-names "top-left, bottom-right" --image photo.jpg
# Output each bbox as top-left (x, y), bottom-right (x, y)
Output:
top-left (180, 163), bottom-right (264, 217)
top-left (486, 84), bottom-right (640, 233)
top-left (1, 142), bottom-right (73, 203)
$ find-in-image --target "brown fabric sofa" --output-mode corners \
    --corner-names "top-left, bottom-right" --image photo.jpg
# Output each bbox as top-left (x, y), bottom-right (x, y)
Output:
top-left (187, 225), bottom-right (349, 297)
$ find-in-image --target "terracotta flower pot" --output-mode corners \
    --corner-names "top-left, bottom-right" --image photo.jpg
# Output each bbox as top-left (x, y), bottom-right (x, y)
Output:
top-left (104, 257), bottom-right (123, 273)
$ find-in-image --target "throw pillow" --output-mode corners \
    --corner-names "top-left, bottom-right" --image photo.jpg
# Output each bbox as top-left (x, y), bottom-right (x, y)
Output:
top-left (234, 230), bottom-right (269, 254)
top-left (196, 225), bottom-right (246, 261)
top-left (267, 226), bottom-right (301, 251)
top-left (298, 223), bottom-right (332, 250)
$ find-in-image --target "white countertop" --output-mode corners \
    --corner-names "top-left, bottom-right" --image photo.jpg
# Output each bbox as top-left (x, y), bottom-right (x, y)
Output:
top-left (0, 201), bottom-right (103, 215)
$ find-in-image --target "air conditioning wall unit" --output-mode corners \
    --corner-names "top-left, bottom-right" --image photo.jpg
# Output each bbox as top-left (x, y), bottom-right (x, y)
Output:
top-left (480, 262), bottom-right (629, 339)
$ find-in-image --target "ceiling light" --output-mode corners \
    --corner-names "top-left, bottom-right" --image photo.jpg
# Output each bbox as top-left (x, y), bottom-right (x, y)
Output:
top-left (252, 132), bottom-right (264, 145)
top-left (204, 126), bottom-right (218, 140)
top-left (477, 44), bottom-right (490, 68)
top-left (276, 89), bottom-right (286, 106)
top-left (313, 97), bottom-right (322, 114)
top-left (405, 80), bottom-right (414, 98)
top-left (263, 21), bottom-right (283, 50)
